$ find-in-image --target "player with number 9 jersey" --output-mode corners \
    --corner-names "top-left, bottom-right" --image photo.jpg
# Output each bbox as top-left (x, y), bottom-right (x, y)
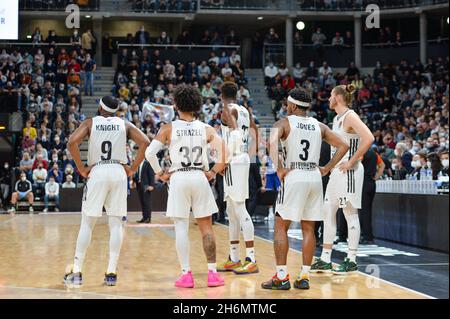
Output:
top-left (82, 112), bottom-right (129, 217)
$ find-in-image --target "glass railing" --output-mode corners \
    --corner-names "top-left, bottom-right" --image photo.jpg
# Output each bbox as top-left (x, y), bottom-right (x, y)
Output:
top-left (200, 0), bottom-right (447, 11)
top-left (19, 0), bottom-right (100, 11)
top-left (18, 0), bottom-right (447, 12)
top-left (126, 0), bottom-right (198, 13)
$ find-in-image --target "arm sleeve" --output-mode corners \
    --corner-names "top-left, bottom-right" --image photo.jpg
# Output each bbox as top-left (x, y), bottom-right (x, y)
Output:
top-left (145, 140), bottom-right (164, 174)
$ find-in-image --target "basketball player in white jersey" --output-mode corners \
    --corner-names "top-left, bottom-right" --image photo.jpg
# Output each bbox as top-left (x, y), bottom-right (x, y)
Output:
top-left (217, 82), bottom-right (260, 275)
top-left (311, 84), bottom-right (374, 275)
top-left (63, 96), bottom-right (150, 287)
top-left (261, 88), bottom-right (349, 290)
top-left (145, 84), bottom-right (228, 288)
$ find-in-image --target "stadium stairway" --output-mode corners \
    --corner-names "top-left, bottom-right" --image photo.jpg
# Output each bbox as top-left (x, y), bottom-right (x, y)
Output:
top-left (245, 69), bottom-right (274, 129)
top-left (79, 67), bottom-right (116, 160)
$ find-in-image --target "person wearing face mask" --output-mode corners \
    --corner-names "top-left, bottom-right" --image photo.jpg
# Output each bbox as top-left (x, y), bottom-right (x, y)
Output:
top-left (33, 163), bottom-right (48, 196)
top-left (264, 62), bottom-right (279, 87)
top-left (71, 29), bottom-right (81, 52)
top-left (0, 162), bottom-right (12, 211)
top-left (43, 176), bottom-right (60, 213)
top-left (8, 172), bottom-right (34, 213)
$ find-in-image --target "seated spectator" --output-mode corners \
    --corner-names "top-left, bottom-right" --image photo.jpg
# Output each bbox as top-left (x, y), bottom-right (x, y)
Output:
top-left (229, 50), bottom-right (241, 66)
top-left (282, 74), bottom-right (295, 91)
top-left (278, 63), bottom-right (289, 79)
top-left (19, 151), bottom-right (34, 180)
top-left (264, 62), bottom-right (278, 87)
top-left (391, 156), bottom-right (408, 180)
top-left (44, 176), bottom-right (60, 212)
top-left (439, 151), bottom-right (449, 176)
top-left (35, 144), bottom-right (49, 162)
top-left (163, 60), bottom-right (176, 81)
top-left (427, 152), bottom-right (444, 180)
top-left (202, 98), bottom-right (217, 123)
top-left (292, 63), bottom-right (304, 84)
top-left (33, 162), bottom-right (48, 195)
top-left (48, 163), bottom-right (63, 184)
top-left (395, 142), bottom-right (413, 173)
top-left (9, 172), bottom-right (34, 213)
top-left (21, 132), bottom-right (36, 153)
top-left (62, 174), bottom-right (77, 189)
top-left (208, 52), bottom-right (219, 66)
top-left (201, 82), bottom-right (217, 103)
top-left (237, 85), bottom-right (251, 103)
top-left (23, 120), bottom-right (37, 140)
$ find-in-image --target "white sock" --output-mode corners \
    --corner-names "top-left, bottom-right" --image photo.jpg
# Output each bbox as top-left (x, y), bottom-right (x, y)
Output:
top-left (107, 216), bottom-right (124, 274)
top-left (174, 218), bottom-right (190, 273)
top-left (73, 214), bottom-right (97, 273)
top-left (321, 248), bottom-right (332, 263)
top-left (276, 265), bottom-right (288, 280)
top-left (246, 247), bottom-right (256, 263)
top-left (233, 201), bottom-right (255, 242)
top-left (301, 265), bottom-right (311, 278)
top-left (208, 263), bottom-right (217, 272)
top-left (343, 206), bottom-right (360, 264)
top-left (181, 267), bottom-right (191, 275)
top-left (230, 244), bottom-right (240, 262)
top-left (347, 250), bottom-right (357, 263)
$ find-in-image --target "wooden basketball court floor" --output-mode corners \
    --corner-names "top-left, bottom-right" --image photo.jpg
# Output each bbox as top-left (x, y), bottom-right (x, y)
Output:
top-left (0, 212), bottom-right (432, 299)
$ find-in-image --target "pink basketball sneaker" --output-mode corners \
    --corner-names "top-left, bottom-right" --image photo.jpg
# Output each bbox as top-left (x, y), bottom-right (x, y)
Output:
top-left (175, 271), bottom-right (195, 288)
top-left (207, 270), bottom-right (225, 287)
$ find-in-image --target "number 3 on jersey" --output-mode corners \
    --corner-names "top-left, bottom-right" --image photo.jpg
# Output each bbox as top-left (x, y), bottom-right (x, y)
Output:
top-left (299, 139), bottom-right (310, 161)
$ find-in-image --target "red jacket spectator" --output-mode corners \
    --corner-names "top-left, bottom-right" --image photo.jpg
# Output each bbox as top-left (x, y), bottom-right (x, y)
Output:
top-left (32, 158), bottom-right (49, 170)
top-left (282, 75), bottom-right (295, 90)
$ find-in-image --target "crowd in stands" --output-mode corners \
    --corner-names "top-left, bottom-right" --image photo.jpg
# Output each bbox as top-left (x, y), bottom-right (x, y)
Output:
top-left (112, 43), bottom-right (252, 143)
top-left (0, 42), bottom-right (93, 212)
top-left (131, 0), bottom-right (197, 12)
top-left (265, 54), bottom-right (449, 180)
top-left (19, 0), bottom-right (100, 10)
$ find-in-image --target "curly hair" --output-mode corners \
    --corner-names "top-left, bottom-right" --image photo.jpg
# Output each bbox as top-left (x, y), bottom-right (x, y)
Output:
top-left (173, 84), bottom-right (203, 113)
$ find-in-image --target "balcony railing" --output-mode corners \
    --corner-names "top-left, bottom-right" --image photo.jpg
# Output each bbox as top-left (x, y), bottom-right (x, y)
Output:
top-left (19, 0), bottom-right (100, 11)
top-left (200, 0), bottom-right (448, 11)
top-left (18, 0), bottom-right (448, 12)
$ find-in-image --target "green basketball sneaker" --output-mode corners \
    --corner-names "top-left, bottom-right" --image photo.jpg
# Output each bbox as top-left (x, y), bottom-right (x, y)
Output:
top-left (310, 257), bottom-right (333, 273)
top-left (332, 258), bottom-right (358, 275)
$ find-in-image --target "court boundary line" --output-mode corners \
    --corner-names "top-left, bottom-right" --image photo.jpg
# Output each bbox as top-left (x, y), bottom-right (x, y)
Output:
top-left (216, 223), bottom-right (436, 299)
top-left (0, 285), bottom-right (139, 299)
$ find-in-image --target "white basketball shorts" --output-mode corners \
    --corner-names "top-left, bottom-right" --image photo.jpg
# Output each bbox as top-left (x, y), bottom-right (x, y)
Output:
top-left (81, 164), bottom-right (128, 217)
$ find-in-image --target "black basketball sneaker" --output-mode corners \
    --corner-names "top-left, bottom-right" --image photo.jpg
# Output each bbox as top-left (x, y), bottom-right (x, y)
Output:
top-left (63, 271), bottom-right (82, 287)
top-left (104, 273), bottom-right (118, 286)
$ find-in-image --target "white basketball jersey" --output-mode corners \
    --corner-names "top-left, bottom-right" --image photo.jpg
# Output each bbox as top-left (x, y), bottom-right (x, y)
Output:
top-left (281, 115), bottom-right (322, 170)
top-left (87, 116), bottom-right (127, 166)
top-left (331, 110), bottom-right (361, 166)
top-left (221, 103), bottom-right (250, 154)
top-left (169, 120), bottom-right (209, 173)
